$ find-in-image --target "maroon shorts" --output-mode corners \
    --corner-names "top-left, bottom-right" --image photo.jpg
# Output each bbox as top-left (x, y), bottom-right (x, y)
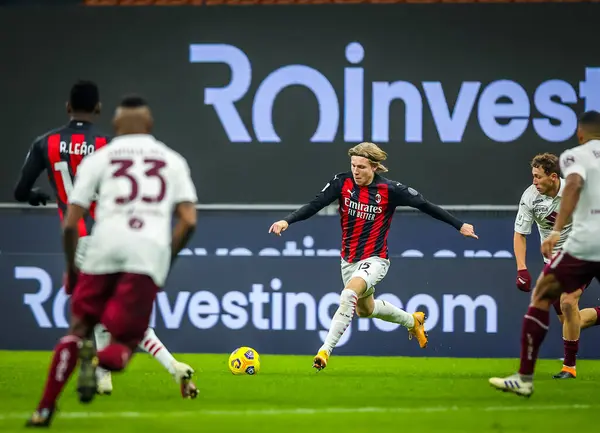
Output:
top-left (71, 272), bottom-right (159, 346)
top-left (544, 252), bottom-right (596, 316)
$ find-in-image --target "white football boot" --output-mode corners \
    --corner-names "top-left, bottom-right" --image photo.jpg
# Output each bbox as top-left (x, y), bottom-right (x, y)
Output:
top-left (489, 374), bottom-right (533, 397)
top-left (171, 361), bottom-right (198, 399)
top-left (96, 369), bottom-right (113, 395)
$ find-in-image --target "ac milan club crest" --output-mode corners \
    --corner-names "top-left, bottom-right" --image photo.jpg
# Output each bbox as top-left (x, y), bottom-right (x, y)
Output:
top-left (375, 193), bottom-right (381, 204)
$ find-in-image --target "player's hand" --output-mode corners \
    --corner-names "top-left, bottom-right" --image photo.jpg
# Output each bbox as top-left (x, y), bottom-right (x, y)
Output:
top-left (541, 231), bottom-right (560, 260)
top-left (459, 223), bottom-right (478, 239)
top-left (28, 187), bottom-right (51, 206)
top-left (63, 268), bottom-right (79, 295)
top-left (268, 220), bottom-right (289, 236)
top-left (516, 269), bottom-right (532, 292)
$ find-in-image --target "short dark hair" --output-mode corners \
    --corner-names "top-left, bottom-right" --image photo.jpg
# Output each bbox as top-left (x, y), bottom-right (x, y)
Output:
top-left (531, 153), bottom-right (560, 176)
top-left (69, 80), bottom-right (99, 113)
top-left (578, 110), bottom-right (600, 133)
top-left (119, 95), bottom-right (148, 108)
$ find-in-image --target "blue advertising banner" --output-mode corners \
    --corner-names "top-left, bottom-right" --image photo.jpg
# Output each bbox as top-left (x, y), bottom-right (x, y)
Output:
top-left (1, 211), bottom-right (600, 359)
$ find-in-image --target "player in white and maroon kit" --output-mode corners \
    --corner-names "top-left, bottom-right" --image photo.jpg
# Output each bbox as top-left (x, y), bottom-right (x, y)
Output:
top-left (26, 96), bottom-right (198, 427)
top-left (490, 110), bottom-right (600, 397)
top-left (513, 153), bottom-right (600, 380)
top-left (14, 81), bottom-right (198, 399)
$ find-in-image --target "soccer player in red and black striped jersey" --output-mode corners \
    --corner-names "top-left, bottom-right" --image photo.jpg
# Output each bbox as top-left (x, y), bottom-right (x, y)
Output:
top-left (269, 142), bottom-right (478, 370)
top-left (14, 80), bottom-right (109, 237)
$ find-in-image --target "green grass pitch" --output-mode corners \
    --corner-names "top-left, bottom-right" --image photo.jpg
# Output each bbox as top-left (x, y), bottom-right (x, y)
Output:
top-left (0, 351), bottom-right (597, 432)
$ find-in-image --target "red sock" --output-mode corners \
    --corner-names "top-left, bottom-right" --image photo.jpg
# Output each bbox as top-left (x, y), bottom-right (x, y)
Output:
top-left (519, 306), bottom-right (550, 376)
top-left (37, 335), bottom-right (81, 410)
top-left (563, 339), bottom-right (579, 368)
top-left (97, 343), bottom-right (132, 372)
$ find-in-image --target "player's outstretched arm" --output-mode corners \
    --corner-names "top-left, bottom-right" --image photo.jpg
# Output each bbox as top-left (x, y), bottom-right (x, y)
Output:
top-left (63, 204), bottom-right (86, 271)
top-left (62, 203), bottom-right (86, 294)
top-left (514, 192), bottom-right (533, 291)
top-left (514, 232), bottom-right (532, 291)
top-left (170, 157), bottom-right (198, 265)
top-left (13, 139), bottom-right (50, 206)
top-left (269, 174), bottom-right (342, 236)
top-left (513, 232), bottom-right (528, 269)
top-left (391, 183), bottom-right (478, 239)
top-left (171, 202), bottom-right (197, 266)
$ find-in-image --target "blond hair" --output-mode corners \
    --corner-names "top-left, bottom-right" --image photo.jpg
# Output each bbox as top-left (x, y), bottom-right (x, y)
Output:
top-left (348, 142), bottom-right (388, 173)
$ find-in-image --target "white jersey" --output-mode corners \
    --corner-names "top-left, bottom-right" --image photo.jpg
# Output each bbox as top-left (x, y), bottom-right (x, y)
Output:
top-left (560, 139), bottom-right (600, 261)
top-left (514, 180), bottom-right (570, 263)
top-left (69, 134), bottom-right (197, 286)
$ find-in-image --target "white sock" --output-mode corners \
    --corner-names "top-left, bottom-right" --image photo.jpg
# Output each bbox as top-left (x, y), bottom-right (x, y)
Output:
top-left (94, 324), bottom-right (111, 378)
top-left (319, 289), bottom-right (358, 355)
top-left (139, 328), bottom-right (177, 375)
top-left (368, 299), bottom-right (415, 329)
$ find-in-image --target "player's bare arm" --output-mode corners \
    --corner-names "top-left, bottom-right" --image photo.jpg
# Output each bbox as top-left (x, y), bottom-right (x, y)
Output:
top-left (171, 202), bottom-right (197, 265)
top-left (542, 173), bottom-right (583, 259)
top-left (513, 231), bottom-right (533, 291)
top-left (63, 203), bottom-right (86, 271)
top-left (514, 232), bottom-right (527, 270)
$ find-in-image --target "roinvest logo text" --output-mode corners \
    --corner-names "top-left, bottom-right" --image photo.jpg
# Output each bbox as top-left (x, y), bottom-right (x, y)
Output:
top-left (190, 42), bottom-right (600, 144)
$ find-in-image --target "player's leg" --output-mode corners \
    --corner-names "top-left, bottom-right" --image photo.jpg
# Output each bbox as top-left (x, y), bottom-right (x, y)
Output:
top-left (312, 258), bottom-right (375, 370)
top-left (72, 235), bottom-right (114, 396)
top-left (554, 289), bottom-right (583, 379)
top-left (580, 306), bottom-right (600, 329)
top-left (489, 252), bottom-right (593, 397)
top-left (356, 293), bottom-right (427, 348)
top-left (95, 273), bottom-right (157, 372)
top-left (313, 273), bottom-right (363, 371)
top-left (94, 324), bottom-right (113, 395)
top-left (138, 327), bottom-right (198, 399)
top-left (94, 273), bottom-right (199, 398)
top-left (313, 257), bottom-right (424, 370)
top-left (26, 273), bottom-right (110, 427)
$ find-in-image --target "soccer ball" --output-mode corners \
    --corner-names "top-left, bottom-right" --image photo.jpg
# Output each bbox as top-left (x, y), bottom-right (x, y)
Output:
top-left (228, 346), bottom-right (261, 375)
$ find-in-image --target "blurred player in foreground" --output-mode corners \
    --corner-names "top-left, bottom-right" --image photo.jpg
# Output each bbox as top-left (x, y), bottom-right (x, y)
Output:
top-left (490, 110), bottom-right (600, 397)
top-left (513, 153), bottom-right (600, 379)
top-left (14, 81), bottom-right (197, 398)
top-left (269, 142), bottom-right (478, 371)
top-left (26, 95), bottom-right (198, 427)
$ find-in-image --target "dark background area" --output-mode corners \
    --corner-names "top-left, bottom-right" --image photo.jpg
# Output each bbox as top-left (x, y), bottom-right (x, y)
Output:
top-left (0, 5), bottom-right (597, 206)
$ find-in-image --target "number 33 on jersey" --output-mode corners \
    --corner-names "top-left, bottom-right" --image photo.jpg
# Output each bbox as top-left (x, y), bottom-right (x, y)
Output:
top-left (69, 135), bottom-right (197, 239)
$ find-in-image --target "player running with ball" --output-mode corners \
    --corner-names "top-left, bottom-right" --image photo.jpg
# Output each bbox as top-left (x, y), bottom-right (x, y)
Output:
top-left (269, 142), bottom-right (478, 370)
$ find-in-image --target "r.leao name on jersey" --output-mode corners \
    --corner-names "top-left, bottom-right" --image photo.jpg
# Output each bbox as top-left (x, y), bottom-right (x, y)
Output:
top-left (60, 140), bottom-right (95, 155)
top-left (344, 197), bottom-right (382, 220)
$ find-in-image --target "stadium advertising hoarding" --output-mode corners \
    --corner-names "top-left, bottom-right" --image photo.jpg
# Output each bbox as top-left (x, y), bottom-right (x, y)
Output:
top-left (0, 5), bottom-right (599, 205)
top-left (1, 212), bottom-right (600, 359)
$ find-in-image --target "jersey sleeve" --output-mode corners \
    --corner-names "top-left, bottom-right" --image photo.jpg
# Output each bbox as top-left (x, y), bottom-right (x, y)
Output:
top-left (514, 190), bottom-right (534, 235)
top-left (283, 174), bottom-right (343, 225)
top-left (69, 153), bottom-right (104, 209)
top-left (173, 158), bottom-right (198, 204)
top-left (389, 182), bottom-right (463, 230)
top-left (13, 138), bottom-right (46, 202)
top-left (560, 149), bottom-right (587, 181)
